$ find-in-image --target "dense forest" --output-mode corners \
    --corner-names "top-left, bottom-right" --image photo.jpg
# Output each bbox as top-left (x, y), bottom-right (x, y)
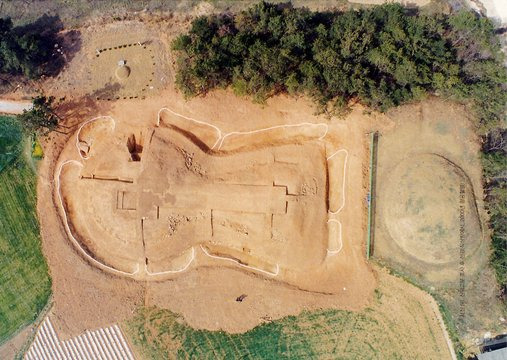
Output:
top-left (172, 2), bottom-right (506, 297)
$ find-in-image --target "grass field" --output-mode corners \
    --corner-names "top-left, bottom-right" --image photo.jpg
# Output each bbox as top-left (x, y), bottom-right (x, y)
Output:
top-left (0, 116), bottom-right (51, 344)
top-left (0, 116), bottom-right (22, 172)
top-left (125, 268), bottom-right (450, 360)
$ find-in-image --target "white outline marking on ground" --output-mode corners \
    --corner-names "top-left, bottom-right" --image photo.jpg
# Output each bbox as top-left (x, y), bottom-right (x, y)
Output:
top-left (157, 107), bottom-right (348, 258)
top-left (56, 160), bottom-right (140, 276)
top-left (157, 107), bottom-right (328, 151)
top-left (75, 116), bottom-right (115, 160)
top-left (157, 107), bottom-right (223, 149)
top-left (326, 149), bottom-right (349, 256)
top-left (216, 122), bottom-right (328, 151)
top-left (327, 149), bottom-right (348, 215)
top-left (326, 219), bottom-right (343, 255)
top-left (200, 245), bottom-right (280, 276)
top-left (144, 247), bottom-right (196, 275)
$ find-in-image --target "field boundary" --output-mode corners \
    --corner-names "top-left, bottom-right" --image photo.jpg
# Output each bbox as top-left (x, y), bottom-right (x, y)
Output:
top-left (366, 131), bottom-right (378, 259)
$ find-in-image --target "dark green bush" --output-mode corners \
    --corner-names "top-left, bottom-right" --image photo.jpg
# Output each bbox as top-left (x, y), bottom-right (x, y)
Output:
top-left (172, 2), bottom-right (505, 127)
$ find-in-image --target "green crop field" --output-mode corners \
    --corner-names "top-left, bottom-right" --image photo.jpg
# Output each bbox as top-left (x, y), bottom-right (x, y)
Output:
top-left (0, 115), bottom-right (22, 172)
top-left (0, 115), bottom-right (51, 344)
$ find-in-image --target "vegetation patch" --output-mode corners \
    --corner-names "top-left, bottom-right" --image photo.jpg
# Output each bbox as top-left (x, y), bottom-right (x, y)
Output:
top-left (126, 269), bottom-right (450, 359)
top-left (0, 116), bottom-right (51, 344)
top-left (0, 115), bottom-right (22, 172)
top-left (173, 2), bottom-right (505, 132)
top-left (481, 130), bottom-right (507, 300)
top-left (31, 138), bottom-right (44, 159)
top-left (0, 16), bottom-right (63, 78)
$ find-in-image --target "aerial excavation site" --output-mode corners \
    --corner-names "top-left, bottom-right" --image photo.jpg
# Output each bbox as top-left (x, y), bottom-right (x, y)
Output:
top-left (0, 1), bottom-right (505, 359)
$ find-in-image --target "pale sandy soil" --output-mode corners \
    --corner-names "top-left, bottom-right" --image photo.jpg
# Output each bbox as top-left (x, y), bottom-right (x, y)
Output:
top-left (468, 0), bottom-right (507, 24)
top-left (0, 325), bottom-right (33, 360)
top-left (0, 100), bottom-right (32, 114)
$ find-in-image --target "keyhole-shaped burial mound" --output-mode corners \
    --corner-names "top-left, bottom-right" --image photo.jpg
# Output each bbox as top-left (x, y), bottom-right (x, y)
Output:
top-left (57, 118), bottom-right (334, 283)
top-left (383, 154), bottom-right (481, 265)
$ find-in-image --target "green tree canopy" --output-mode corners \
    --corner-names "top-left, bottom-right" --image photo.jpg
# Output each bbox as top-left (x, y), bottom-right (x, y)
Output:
top-left (172, 2), bottom-right (506, 126)
top-left (17, 95), bottom-right (60, 135)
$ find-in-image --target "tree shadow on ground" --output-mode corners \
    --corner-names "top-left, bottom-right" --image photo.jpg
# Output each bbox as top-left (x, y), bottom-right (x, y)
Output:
top-left (14, 14), bottom-right (82, 78)
top-left (55, 83), bottom-right (121, 133)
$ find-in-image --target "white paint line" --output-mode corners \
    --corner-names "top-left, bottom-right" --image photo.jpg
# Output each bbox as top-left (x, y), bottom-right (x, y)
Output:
top-left (157, 106), bottom-right (329, 151)
top-left (216, 122), bottom-right (329, 151)
top-left (326, 219), bottom-right (343, 255)
top-left (144, 247), bottom-right (195, 275)
top-left (63, 110), bottom-right (347, 276)
top-left (200, 245), bottom-right (279, 276)
top-left (327, 149), bottom-right (349, 215)
top-left (75, 116), bottom-right (115, 160)
top-left (157, 107), bottom-right (222, 149)
top-left (55, 160), bottom-right (140, 277)
top-left (325, 148), bottom-right (349, 257)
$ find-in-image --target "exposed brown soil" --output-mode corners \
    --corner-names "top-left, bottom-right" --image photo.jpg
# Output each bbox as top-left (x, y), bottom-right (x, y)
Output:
top-left (56, 90), bottom-right (373, 294)
top-left (38, 79), bottom-right (387, 336)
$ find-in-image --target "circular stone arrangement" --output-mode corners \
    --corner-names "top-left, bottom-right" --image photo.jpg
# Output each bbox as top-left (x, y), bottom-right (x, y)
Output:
top-left (382, 154), bottom-right (481, 265)
top-left (115, 65), bottom-right (131, 80)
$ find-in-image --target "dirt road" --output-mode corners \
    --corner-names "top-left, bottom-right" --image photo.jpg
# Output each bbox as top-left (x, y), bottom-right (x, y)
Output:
top-left (0, 100), bottom-right (32, 115)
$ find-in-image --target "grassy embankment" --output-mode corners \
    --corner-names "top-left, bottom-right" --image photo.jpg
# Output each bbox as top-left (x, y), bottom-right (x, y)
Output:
top-left (125, 269), bottom-right (450, 359)
top-left (0, 115), bottom-right (51, 344)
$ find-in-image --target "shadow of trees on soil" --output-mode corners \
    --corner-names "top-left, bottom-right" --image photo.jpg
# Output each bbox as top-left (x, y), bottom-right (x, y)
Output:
top-left (55, 83), bottom-right (121, 133)
top-left (14, 14), bottom-right (82, 77)
top-left (0, 14), bottom-right (82, 94)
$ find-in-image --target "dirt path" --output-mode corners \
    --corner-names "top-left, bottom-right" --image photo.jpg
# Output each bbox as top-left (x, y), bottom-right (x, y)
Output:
top-left (428, 296), bottom-right (458, 360)
top-left (0, 99), bottom-right (32, 115)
